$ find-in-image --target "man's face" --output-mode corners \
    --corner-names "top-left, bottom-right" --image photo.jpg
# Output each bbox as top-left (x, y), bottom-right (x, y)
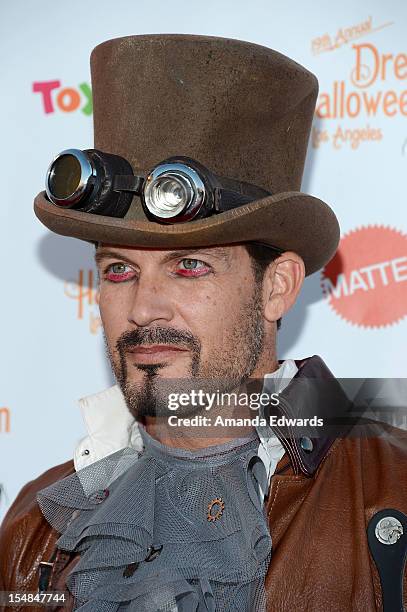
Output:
top-left (95, 244), bottom-right (268, 419)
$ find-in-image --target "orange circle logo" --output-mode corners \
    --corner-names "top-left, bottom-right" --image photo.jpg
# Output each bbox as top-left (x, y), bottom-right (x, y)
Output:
top-left (321, 225), bottom-right (407, 328)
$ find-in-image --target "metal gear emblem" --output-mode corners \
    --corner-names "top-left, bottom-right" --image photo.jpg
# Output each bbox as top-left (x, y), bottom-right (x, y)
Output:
top-left (207, 497), bottom-right (225, 522)
top-left (375, 516), bottom-right (404, 545)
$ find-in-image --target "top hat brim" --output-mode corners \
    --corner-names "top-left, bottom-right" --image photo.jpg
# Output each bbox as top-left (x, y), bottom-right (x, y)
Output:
top-left (34, 190), bottom-right (339, 276)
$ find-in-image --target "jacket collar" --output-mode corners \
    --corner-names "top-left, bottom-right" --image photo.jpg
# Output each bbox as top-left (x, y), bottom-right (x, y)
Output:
top-left (276, 355), bottom-right (353, 477)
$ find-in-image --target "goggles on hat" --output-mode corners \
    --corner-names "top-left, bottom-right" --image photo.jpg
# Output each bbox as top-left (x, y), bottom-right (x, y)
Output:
top-left (44, 149), bottom-right (272, 224)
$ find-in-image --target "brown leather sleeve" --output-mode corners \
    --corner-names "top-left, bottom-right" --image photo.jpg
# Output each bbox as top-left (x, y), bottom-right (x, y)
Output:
top-left (0, 460), bottom-right (75, 610)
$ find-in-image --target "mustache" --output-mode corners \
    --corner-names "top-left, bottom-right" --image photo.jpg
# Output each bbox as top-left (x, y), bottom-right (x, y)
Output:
top-left (116, 327), bottom-right (201, 354)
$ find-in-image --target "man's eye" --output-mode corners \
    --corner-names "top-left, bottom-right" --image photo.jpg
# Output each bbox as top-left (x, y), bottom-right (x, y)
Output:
top-left (104, 263), bottom-right (135, 282)
top-left (182, 259), bottom-right (201, 269)
top-left (111, 263), bottom-right (128, 273)
top-left (176, 258), bottom-right (210, 276)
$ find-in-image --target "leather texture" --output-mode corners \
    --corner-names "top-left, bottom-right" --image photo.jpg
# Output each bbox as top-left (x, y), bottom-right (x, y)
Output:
top-left (1, 356), bottom-right (407, 611)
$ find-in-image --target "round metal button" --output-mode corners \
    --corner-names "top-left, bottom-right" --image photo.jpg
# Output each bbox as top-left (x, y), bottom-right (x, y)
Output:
top-left (88, 488), bottom-right (109, 504)
top-left (375, 516), bottom-right (403, 545)
top-left (300, 437), bottom-right (314, 453)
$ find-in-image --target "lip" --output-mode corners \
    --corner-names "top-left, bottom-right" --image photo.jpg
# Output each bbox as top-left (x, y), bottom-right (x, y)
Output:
top-left (126, 345), bottom-right (188, 363)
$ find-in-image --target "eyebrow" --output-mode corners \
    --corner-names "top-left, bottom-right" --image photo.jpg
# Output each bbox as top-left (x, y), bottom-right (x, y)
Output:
top-left (94, 247), bottom-right (232, 267)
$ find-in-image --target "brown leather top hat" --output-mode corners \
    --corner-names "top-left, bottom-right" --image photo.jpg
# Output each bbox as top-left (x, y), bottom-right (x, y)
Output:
top-left (34, 33), bottom-right (340, 275)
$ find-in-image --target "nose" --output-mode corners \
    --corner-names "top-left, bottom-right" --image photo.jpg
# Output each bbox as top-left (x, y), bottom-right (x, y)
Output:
top-left (127, 273), bottom-right (175, 327)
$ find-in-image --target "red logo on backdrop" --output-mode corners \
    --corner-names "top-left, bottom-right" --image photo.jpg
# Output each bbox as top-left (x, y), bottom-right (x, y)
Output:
top-left (321, 225), bottom-right (407, 328)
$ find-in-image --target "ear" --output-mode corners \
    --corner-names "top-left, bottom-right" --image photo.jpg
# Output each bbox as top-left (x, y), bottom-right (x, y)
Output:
top-left (262, 251), bottom-right (305, 323)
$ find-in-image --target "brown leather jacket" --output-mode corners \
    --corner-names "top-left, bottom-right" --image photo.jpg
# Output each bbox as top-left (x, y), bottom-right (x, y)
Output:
top-left (1, 356), bottom-right (407, 611)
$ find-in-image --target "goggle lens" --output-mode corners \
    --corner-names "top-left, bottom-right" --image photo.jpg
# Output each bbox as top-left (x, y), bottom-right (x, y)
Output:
top-left (144, 172), bottom-right (194, 218)
top-left (48, 154), bottom-right (82, 201)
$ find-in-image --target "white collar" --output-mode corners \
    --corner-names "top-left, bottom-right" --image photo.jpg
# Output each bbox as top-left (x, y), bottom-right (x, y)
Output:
top-left (74, 360), bottom-right (298, 488)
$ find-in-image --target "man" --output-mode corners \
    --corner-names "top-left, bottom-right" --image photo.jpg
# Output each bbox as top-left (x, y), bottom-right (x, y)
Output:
top-left (1, 34), bottom-right (406, 611)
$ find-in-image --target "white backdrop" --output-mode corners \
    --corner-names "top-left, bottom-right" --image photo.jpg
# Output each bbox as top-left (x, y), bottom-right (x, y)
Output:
top-left (1, 0), bottom-right (406, 522)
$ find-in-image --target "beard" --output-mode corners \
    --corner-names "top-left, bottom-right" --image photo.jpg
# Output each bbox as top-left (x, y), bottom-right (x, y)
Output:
top-left (103, 278), bottom-right (265, 420)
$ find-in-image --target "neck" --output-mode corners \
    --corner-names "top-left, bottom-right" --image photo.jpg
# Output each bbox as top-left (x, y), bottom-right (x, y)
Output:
top-left (143, 356), bottom-right (280, 450)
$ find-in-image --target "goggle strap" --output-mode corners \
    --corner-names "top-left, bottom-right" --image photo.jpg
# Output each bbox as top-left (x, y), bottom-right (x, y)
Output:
top-left (113, 174), bottom-right (145, 193)
top-left (216, 188), bottom-right (261, 212)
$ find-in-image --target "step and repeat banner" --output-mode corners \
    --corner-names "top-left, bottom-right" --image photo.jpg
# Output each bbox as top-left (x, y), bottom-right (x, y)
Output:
top-left (1, 0), bottom-right (406, 521)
